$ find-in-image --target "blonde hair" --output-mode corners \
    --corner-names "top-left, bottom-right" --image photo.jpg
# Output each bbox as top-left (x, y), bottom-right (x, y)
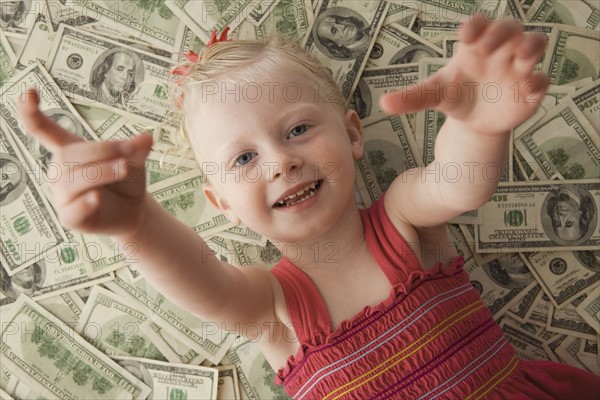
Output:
top-left (168, 35), bottom-right (348, 168)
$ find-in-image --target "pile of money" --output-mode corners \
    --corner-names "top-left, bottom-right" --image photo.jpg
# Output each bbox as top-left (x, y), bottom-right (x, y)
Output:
top-left (1, 0), bottom-right (598, 398)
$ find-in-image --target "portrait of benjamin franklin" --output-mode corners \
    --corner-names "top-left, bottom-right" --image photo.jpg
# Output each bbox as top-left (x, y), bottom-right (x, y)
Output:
top-left (0, 260), bottom-right (46, 301)
top-left (483, 253), bottom-right (533, 290)
top-left (312, 7), bottom-right (371, 60)
top-left (90, 47), bottom-right (144, 110)
top-left (0, 154), bottom-right (26, 206)
top-left (541, 185), bottom-right (597, 246)
top-left (0, 0), bottom-right (31, 30)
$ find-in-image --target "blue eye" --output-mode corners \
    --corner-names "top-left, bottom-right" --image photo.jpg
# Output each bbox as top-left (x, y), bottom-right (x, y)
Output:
top-left (235, 152), bottom-right (256, 166)
top-left (288, 124), bottom-right (308, 138)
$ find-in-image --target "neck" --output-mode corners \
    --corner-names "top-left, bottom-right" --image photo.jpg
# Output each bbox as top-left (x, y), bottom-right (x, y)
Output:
top-left (274, 195), bottom-right (368, 274)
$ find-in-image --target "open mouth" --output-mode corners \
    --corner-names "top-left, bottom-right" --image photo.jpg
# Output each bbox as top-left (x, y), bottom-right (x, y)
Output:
top-left (273, 179), bottom-right (323, 208)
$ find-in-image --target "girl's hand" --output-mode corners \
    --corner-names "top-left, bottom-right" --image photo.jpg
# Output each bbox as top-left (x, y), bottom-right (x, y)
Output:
top-left (380, 15), bottom-right (549, 135)
top-left (17, 89), bottom-right (153, 237)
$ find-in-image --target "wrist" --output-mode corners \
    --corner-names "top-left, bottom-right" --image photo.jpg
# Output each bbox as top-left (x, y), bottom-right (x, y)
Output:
top-left (112, 192), bottom-right (155, 245)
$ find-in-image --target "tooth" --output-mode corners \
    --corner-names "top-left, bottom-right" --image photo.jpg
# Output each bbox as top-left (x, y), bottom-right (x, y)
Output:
top-left (287, 193), bottom-right (298, 199)
top-left (295, 188), bottom-right (305, 197)
top-left (309, 182), bottom-right (316, 189)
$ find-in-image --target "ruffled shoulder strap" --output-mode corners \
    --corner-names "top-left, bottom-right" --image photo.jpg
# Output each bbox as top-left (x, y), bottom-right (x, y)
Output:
top-left (359, 192), bottom-right (424, 286)
top-left (271, 258), bottom-right (332, 344)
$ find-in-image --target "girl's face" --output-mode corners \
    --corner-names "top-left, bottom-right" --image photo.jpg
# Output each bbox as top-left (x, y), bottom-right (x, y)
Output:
top-left (191, 70), bottom-right (364, 244)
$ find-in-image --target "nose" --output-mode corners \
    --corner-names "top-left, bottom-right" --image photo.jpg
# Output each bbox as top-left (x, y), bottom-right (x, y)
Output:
top-left (266, 148), bottom-right (303, 182)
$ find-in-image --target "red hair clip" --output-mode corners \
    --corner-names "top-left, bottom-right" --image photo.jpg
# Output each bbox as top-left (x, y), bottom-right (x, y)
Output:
top-left (172, 27), bottom-right (231, 77)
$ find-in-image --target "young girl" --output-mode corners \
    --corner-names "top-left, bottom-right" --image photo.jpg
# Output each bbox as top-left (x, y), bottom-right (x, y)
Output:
top-left (19, 15), bottom-right (600, 399)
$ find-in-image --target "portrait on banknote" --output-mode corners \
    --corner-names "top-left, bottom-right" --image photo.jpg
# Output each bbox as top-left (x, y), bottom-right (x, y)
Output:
top-left (542, 185), bottom-right (597, 246)
top-left (574, 250), bottom-right (600, 273)
top-left (483, 254), bottom-right (533, 290)
top-left (389, 44), bottom-right (439, 65)
top-left (0, 261), bottom-right (46, 301)
top-left (90, 47), bottom-right (145, 110)
top-left (0, 0), bottom-right (30, 30)
top-left (312, 7), bottom-right (371, 60)
top-left (0, 153), bottom-right (26, 206)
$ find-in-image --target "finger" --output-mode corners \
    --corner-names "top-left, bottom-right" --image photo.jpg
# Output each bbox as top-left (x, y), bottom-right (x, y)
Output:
top-left (520, 72), bottom-right (549, 105)
top-left (53, 139), bottom-right (135, 164)
top-left (53, 158), bottom-right (129, 207)
top-left (57, 190), bottom-right (101, 232)
top-left (458, 14), bottom-right (490, 44)
top-left (380, 73), bottom-right (445, 115)
top-left (17, 89), bottom-right (82, 152)
top-left (475, 19), bottom-right (522, 56)
top-left (513, 33), bottom-right (546, 77)
top-left (108, 133), bottom-right (154, 197)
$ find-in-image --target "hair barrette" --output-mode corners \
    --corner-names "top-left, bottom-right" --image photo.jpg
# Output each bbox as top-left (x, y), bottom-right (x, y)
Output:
top-left (172, 26), bottom-right (231, 77)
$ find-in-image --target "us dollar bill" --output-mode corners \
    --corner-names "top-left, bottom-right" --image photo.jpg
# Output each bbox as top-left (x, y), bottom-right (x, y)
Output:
top-left (354, 113), bottom-right (421, 206)
top-left (475, 180), bottom-right (600, 253)
top-left (255, 0), bottom-right (314, 41)
top-left (248, 0), bottom-right (284, 26)
top-left (147, 170), bottom-right (236, 238)
top-left (304, 0), bottom-right (389, 99)
top-left (367, 23), bottom-right (442, 69)
top-left (0, 295), bottom-right (151, 399)
top-left (36, 291), bottom-right (84, 327)
top-left (113, 355), bottom-right (219, 400)
top-left (506, 283), bottom-right (543, 323)
top-left (546, 292), bottom-right (597, 340)
top-left (227, 339), bottom-right (292, 400)
top-left (68, 0), bottom-right (185, 51)
top-left (569, 78), bottom-right (600, 132)
top-left (46, 24), bottom-right (176, 124)
top-left (542, 24), bottom-right (600, 86)
top-left (165, 0), bottom-right (258, 44)
top-left (402, 0), bottom-right (509, 23)
top-left (105, 269), bottom-right (235, 365)
top-left (523, 251), bottom-right (600, 309)
top-left (140, 319), bottom-right (206, 364)
top-left (0, 29), bottom-right (17, 84)
top-left (216, 364), bottom-right (241, 400)
top-left (77, 286), bottom-right (168, 360)
top-left (525, 0), bottom-right (600, 30)
top-left (0, 127), bottom-right (66, 275)
top-left (576, 289), bottom-right (600, 334)
top-left (514, 99), bottom-right (600, 180)
top-left (500, 316), bottom-right (555, 361)
top-left (464, 255), bottom-right (536, 318)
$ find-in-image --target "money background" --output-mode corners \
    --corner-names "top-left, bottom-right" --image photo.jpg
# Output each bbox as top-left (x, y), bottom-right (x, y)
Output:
top-left (1, 0), bottom-right (599, 399)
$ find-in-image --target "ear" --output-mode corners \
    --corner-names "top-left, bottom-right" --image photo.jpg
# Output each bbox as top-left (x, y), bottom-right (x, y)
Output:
top-left (203, 184), bottom-right (241, 224)
top-left (344, 109), bottom-right (365, 160)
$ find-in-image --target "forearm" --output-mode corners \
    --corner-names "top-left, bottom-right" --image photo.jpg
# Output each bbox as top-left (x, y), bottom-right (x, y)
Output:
top-left (112, 193), bottom-right (234, 317)
top-left (430, 116), bottom-right (510, 210)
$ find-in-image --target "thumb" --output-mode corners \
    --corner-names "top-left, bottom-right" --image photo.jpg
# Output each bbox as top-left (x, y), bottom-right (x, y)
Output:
top-left (379, 73), bottom-right (444, 115)
top-left (122, 133), bottom-right (153, 185)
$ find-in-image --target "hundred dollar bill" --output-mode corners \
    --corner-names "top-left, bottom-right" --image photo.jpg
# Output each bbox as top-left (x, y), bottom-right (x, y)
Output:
top-left (499, 316), bottom-right (554, 361)
top-left (555, 336), bottom-right (589, 372)
top-left (506, 283), bottom-right (542, 324)
top-left (37, 291), bottom-right (84, 327)
top-left (458, 224), bottom-right (502, 266)
top-left (105, 269), bottom-right (235, 365)
top-left (542, 332), bottom-right (568, 363)
top-left (351, 64), bottom-right (419, 129)
top-left (382, 3), bottom-right (418, 28)
top-left (354, 113), bottom-right (421, 206)
top-left (525, 0), bottom-right (600, 30)
top-left (578, 338), bottom-right (599, 375)
top-left (46, 24), bottom-right (177, 124)
top-left (217, 364), bottom-right (241, 400)
top-left (464, 255), bottom-right (536, 318)
top-left (78, 286), bottom-right (167, 360)
top-left (16, 13), bottom-right (56, 70)
top-left (527, 291), bottom-right (552, 328)
top-left (576, 288), bottom-right (600, 333)
top-left (214, 224), bottom-right (266, 245)
top-left (113, 356), bottom-right (219, 400)
top-left (0, 295), bottom-right (151, 399)
top-left (0, 388), bottom-right (14, 400)
top-left (367, 23), bottom-right (442, 69)
top-left (255, 0), bottom-right (314, 41)
top-left (523, 251), bottom-right (600, 309)
top-left (547, 292), bottom-right (597, 340)
top-left (409, 14), bottom-right (461, 45)
top-left (542, 24), bottom-right (600, 86)
top-left (399, 0), bottom-right (508, 23)
top-left (0, 29), bottom-right (17, 85)
top-left (172, 25), bottom-right (205, 64)
top-left (0, 231), bottom-right (113, 308)
top-left (227, 340), bottom-right (292, 400)
top-left (304, 0), bottom-right (389, 99)
top-left (248, 0), bottom-right (284, 26)
top-left (0, 127), bottom-right (66, 274)
top-left (0, 0), bottom-right (40, 36)
top-left (514, 99), bottom-right (600, 180)
top-left (68, 0), bottom-right (185, 51)
top-left (570, 78), bottom-right (600, 132)
top-left (475, 180), bottom-right (600, 253)
top-left (147, 170), bottom-right (235, 238)
top-left (225, 238), bottom-right (281, 270)
top-left (140, 320), bottom-right (206, 364)
top-left (166, 0), bottom-right (258, 44)
top-left (73, 104), bottom-right (125, 134)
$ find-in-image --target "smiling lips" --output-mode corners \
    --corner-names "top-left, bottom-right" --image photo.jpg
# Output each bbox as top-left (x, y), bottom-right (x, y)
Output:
top-left (274, 180), bottom-right (323, 208)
